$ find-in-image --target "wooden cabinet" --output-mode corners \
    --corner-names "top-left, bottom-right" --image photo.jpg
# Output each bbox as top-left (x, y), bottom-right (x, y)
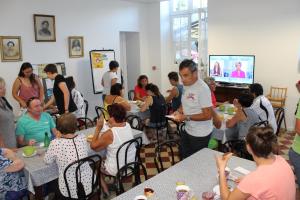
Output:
top-left (215, 85), bottom-right (249, 103)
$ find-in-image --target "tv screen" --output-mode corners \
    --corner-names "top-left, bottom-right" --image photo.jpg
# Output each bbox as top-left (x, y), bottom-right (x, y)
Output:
top-left (209, 55), bottom-right (255, 84)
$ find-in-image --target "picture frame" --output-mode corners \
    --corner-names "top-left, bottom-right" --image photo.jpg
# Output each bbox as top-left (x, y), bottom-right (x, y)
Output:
top-left (68, 36), bottom-right (84, 58)
top-left (0, 36), bottom-right (22, 62)
top-left (34, 14), bottom-right (56, 42)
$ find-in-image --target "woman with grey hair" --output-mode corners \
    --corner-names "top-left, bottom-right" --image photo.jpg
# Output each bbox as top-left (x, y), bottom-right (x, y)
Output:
top-left (0, 77), bottom-right (17, 148)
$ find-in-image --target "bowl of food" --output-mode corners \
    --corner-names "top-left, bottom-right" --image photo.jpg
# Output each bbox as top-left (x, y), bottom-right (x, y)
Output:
top-left (23, 146), bottom-right (36, 157)
top-left (218, 104), bottom-right (225, 112)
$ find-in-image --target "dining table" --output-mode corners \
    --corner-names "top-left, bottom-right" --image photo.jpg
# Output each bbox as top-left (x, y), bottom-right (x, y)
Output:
top-left (16, 126), bottom-right (148, 200)
top-left (113, 148), bottom-right (256, 200)
top-left (127, 101), bottom-right (150, 120)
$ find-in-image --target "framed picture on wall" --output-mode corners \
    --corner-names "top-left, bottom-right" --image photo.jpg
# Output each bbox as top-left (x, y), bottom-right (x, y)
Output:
top-left (68, 36), bottom-right (84, 58)
top-left (34, 14), bottom-right (56, 42)
top-left (0, 36), bottom-right (22, 62)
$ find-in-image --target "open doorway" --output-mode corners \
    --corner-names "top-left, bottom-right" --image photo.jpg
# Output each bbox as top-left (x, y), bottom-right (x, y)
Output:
top-left (120, 32), bottom-right (141, 99)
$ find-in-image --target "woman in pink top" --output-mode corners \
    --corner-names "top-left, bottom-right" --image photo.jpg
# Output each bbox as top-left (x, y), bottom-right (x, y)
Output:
top-left (12, 62), bottom-right (44, 108)
top-left (215, 126), bottom-right (295, 200)
top-left (231, 61), bottom-right (246, 78)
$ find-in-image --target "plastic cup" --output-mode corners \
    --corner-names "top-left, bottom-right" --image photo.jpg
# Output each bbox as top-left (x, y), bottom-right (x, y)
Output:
top-left (201, 191), bottom-right (215, 200)
top-left (134, 195), bottom-right (147, 200)
top-left (176, 185), bottom-right (190, 200)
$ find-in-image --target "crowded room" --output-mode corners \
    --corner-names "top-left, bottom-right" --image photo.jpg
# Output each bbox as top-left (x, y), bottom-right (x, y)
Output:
top-left (1, 0), bottom-right (300, 199)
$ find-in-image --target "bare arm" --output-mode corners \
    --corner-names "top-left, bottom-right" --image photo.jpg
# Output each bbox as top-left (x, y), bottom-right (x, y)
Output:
top-left (295, 118), bottom-right (300, 136)
top-left (58, 82), bottom-right (70, 112)
top-left (165, 87), bottom-right (178, 104)
top-left (12, 78), bottom-right (26, 108)
top-left (212, 108), bottom-right (222, 129)
top-left (174, 106), bottom-right (212, 123)
top-left (226, 109), bottom-right (243, 128)
top-left (43, 95), bottom-right (55, 110)
top-left (111, 78), bottom-right (117, 86)
top-left (36, 76), bottom-right (44, 103)
top-left (134, 91), bottom-right (144, 101)
top-left (140, 96), bottom-right (153, 112)
top-left (3, 148), bottom-right (25, 173)
top-left (116, 97), bottom-right (131, 111)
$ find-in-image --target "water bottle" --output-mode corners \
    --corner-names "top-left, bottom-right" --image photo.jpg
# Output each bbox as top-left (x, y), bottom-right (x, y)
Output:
top-left (44, 132), bottom-right (50, 148)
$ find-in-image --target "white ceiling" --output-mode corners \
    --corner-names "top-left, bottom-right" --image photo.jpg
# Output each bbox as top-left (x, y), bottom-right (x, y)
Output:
top-left (120, 0), bottom-right (167, 3)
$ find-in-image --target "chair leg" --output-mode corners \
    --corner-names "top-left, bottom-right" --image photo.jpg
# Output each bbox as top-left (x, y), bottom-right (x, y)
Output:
top-left (283, 110), bottom-right (287, 131)
top-left (156, 128), bottom-right (159, 146)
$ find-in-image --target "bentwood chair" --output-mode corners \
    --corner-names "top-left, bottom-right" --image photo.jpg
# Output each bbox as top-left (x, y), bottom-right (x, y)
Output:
top-left (77, 100), bottom-right (94, 129)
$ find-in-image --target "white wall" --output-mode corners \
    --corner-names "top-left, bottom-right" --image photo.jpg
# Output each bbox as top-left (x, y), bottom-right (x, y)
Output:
top-left (0, 0), bottom-right (161, 118)
top-left (208, 0), bottom-right (300, 130)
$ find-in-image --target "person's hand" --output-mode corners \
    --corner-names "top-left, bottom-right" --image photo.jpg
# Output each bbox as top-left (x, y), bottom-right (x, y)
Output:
top-left (20, 100), bottom-right (27, 108)
top-left (173, 112), bottom-right (186, 123)
top-left (55, 130), bottom-right (62, 139)
top-left (234, 176), bottom-right (244, 184)
top-left (96, 115), bottom-right (104, 131)
top-left (166, 89), bottom-right (172, 93)
top-left (215, 152), bottom-right (233, 172)
top-left (232, 98), bottom-right (239, 107)
top-left (3, 148), bottom-right (17, 160)
top-left (28, 139), bottom-right (36, 146)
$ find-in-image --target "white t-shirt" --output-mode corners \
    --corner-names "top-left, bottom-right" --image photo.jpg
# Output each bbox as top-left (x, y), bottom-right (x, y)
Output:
top-left (251, 95), bottom-right (277, 133)
top-left (181, 79), bottom-right (213, 137)
top-left (105, 123), bottom-right (135, 175)
top-left (71, 89), bottom-right (85, 118)
top-left (102, 71), bottom-right (119, 95)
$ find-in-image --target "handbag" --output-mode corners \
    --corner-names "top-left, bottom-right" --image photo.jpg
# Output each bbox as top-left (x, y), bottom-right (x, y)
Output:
top-left (72, 138), bottom-right (87, 198)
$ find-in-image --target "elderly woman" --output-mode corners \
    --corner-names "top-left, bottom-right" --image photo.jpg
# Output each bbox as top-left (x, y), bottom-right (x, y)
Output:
top-left (216, 126), bottom-right (295, 199)
top-left (90, 104), bottom-right (135, 197)
top-left (0, 77), bottom-right (16, 148)
top-left (0, 148), bottom-right (27, 200)
top-left (44, 113), bottom-right (92, 199)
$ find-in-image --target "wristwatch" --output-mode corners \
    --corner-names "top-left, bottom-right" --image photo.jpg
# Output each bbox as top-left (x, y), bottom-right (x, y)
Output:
top-left (185, 115), bottom-right (191, 121)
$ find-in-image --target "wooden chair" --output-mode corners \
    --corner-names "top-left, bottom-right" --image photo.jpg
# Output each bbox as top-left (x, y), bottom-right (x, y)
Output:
top-left (266, 86), bottom-right (287, 129)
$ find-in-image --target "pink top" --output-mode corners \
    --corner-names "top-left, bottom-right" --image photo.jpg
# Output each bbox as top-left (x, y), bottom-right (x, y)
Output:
top-left (238, 156), bottom-right (295, 200)
top-left (211, 91), bottom-right (216, 108)
top-left (134, 85), bottom-right (147, 100)
top-left (231, 70), bottom-right (246, 78)
top-left (18, 77), bottom-right (40, 102)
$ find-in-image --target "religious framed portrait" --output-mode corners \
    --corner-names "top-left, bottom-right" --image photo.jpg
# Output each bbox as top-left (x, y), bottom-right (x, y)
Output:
top-left (0, 36), bottom-right (22, 62)
top-left (68, 36), bottom-right (84, 58)
top-left (34, 14), bottom-right (56, 42)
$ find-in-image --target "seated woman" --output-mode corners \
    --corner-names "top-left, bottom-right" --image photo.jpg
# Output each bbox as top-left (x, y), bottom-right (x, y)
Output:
top-left (103, 83), bottom-right (131, 119)
top-left (44, 113), bottom-right (93, 199)
top-left (90, 104), bottom-right (135, 197)
top-left (134, 75), bottom-right (148, 101)
top-left (0, 148), bottom-right (27, 200)
top-left (215, 126), bottom-right (295, 199)
top-left (65, 76), bottom-right (85, 118)
top-left (225, 93), bottom-right (260, 140)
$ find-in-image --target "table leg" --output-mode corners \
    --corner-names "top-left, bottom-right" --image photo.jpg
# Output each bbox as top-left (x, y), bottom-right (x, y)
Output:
top-left (34, 185), bottom-right (43, 200)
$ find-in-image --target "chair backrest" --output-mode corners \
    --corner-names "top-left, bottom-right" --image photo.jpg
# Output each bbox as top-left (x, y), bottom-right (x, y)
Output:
top-left (63, 154), bottom-right (102, 199)
top-left (116, 161), bottom-right (148, 195)
top-left (126, 115), bottom-right (144, 131)
top-left (268, 87), bottom-right (288, 107)
top-left (178, 122), bottom-right (185, 137)
top-left (222, 139), bottom-right (253, 160)
top-left (275, 107), bottom-right (285, 135)
top-left (252, 120), bottom-right (268, 128)
top-left (128, 90), bottom-right (135, 101)
top-left (154, 140), bottom-right (181, 173)
top-left (116, 137), bottom-right (142, 172)
top-left (84, 100), bottom-right (89, 118)
top-left (95, 106), bottom-right (108, 120)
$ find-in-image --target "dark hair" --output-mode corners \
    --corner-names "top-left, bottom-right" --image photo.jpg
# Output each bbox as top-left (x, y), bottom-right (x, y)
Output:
top-left (107, 104), bottom-right (126, 123)
top-left (26, 97), bottom-right (39, 108)
top-left (56, 113), bottom-right (77, 134)
top-left (246, 126), bottom-right (277, 158)
top-left (137, 75), bottom-right (148, 88)
top-left (168, 72), bottom-right (179, 82)
top-left (7, 41), bottom-right (15, 47)
top-left (145, 83), bottom-right (160, 97)
top-left (249, 83), bottom-right (264, 96)
top-left (110, 83), bottom-right (123, 96)
top-left (237, 93), bottom-right (254, 107)
top-left (65, 76), bottom-right (75, 90)
top-left (109, 61), bottom-right (119, 70)
top-left (19, 62), bottom-right (37, 86)
top-left (179, 59), bottom-right (197, 72)
top-left (44, 64), bottom-right (58, 74)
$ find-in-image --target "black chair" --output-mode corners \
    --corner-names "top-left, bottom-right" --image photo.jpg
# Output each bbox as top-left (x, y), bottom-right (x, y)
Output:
top-left (154, 140), bottom-right (181, 173)
top-left (128, 90), bottom-right (135, 101)
top-left (126, 115), bottom-right (144, 131)
top-left (77, 100), bottom-right (94, 129)
top-left (166, 118), bottom-right (181, 140)
top-left (275, 107), bottom-right (285, 136)
top-left (222, 139), bottom-right (252, 160)
top-left (95, 106), bottom-right (108, 121)
top-left (63, 154), bottom-right (102, 200)
top-left (178, 122), bottom-right (185, 137)
top-left (252, 120), bottom-right (268, 128)
top-left (116, 161), bottom-right (148, 195)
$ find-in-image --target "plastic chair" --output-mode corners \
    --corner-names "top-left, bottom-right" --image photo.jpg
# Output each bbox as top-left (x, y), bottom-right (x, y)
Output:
top-left (275, 107), bottom-right (285, 136)
top-left (126, 115), bottom-right (144, 131)
top-left (128, 90), bottom-right (135, 101)
top-left (63, 154), bottom-right (102, 200)
top-left (116, 162), bottom-right (148, 195)
top-left (154, 140), bottom-right (181, 173)
top-left (77, 100), bottom-right (94, 129)
top-left (95, 106), bottom-right (108, 121)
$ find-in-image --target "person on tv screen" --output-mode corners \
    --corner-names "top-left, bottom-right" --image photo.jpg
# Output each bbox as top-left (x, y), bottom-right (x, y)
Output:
top-left (212, 61), bottom-right (222, 77)
top-left (231, 61), bottom-right (246, 78)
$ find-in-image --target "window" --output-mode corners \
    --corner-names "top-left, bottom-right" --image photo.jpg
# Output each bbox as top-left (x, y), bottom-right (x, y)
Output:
top-left (170, 0), bottom-right (207, 65)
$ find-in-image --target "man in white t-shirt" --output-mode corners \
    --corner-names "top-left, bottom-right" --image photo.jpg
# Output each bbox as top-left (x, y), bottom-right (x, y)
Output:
top-left (249, 83), bottom-right (277, 133)
top-left (101, 61), bottom-right (120, 100)
top-left (174, 59), bottom-right (213, 158)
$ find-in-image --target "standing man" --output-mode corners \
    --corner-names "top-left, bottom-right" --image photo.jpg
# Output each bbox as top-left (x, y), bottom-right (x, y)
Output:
top-left (165, 71), bottom-right (183, 112)
top-left (174, 59), bottom-right (213, 158)
top-left (101, 61), bottom-right (120, 101)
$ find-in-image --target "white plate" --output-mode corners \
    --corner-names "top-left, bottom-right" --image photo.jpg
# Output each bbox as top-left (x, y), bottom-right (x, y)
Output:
top-left (22, 150), bottom-right (37, 158)
top-left (213, 185), bottom-right (220, 196)
top-left (165, 115), bottom-right (176, 119)
top-left (129, 101), bottom-right (137, 104)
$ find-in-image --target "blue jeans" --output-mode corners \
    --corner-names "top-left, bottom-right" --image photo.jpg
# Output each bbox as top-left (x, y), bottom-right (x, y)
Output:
top-left (5, 189), bottom-right (27, 200)
top-left (288, 148), bottom-right (300, 187)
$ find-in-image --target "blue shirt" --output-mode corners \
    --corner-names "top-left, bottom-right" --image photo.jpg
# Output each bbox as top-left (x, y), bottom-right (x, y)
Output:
top-left (171, 84), bottom-right (183, 111)
top-left (16, 112), bottom-right (56, 143)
